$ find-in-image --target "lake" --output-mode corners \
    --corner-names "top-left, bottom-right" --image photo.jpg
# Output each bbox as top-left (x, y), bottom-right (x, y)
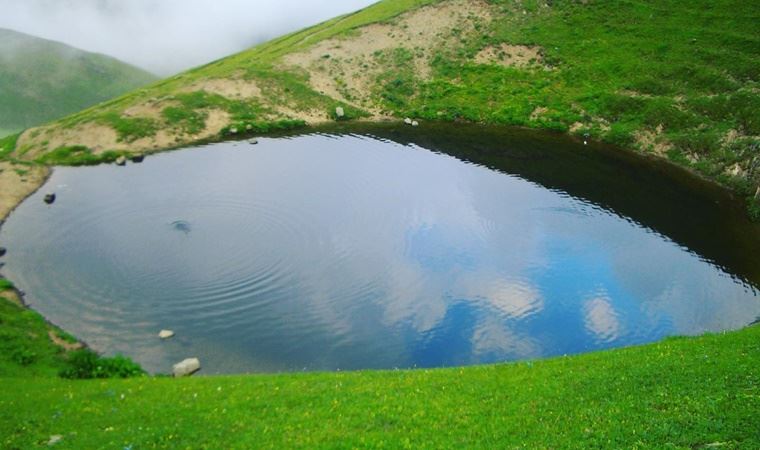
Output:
top-left (1, 124), bottom-right (758, 374)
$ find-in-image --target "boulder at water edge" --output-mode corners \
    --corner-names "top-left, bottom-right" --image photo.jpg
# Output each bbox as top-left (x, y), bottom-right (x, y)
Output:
top-left (173, 358), bottom-right (201, 377)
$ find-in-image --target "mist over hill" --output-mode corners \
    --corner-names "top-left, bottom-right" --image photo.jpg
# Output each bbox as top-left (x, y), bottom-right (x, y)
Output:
top-left (0, 28), bottom-right (157, 136)
top-left (0, 0), bottom-right (376, 75)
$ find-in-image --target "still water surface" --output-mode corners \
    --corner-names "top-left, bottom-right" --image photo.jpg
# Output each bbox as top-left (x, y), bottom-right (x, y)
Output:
top-left (1, 125), bottom-right (759, 374)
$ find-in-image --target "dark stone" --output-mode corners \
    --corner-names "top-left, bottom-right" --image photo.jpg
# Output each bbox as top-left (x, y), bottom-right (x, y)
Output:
top-left (44, 193), bottom-right (56, 204)
top-left (0, 247), bottom-right (6, 257)
top-left (131, 154), bottom-right (145, 163)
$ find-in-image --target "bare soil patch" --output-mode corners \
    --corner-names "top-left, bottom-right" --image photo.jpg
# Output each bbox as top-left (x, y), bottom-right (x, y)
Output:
top-left (283, 0), bottom-right (494, 112)
top-left (475, 43), bottom-right (549, 69)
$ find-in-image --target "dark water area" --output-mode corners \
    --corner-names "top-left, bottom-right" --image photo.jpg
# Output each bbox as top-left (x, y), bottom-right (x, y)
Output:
top-left (1, 124), bottom-right (758, 374)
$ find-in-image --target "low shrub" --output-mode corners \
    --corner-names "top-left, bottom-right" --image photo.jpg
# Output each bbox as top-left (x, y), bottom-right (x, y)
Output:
top-left (59, 349), bottom-right (145, 379)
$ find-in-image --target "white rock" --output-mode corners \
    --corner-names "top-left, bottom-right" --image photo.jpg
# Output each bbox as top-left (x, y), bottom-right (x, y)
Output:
top-left (230, 127), bottom-right (238, 134)
top-left (412, 120), bottom-right (419, 127)
top-left (173, 358), bottom-right (201, 377)
top-left (158, 330), bottom-right (175, 339)
top-left (115, 156), bottom-right (127, 166)
top-left (249, 138), bottom-right (259, 145)
top-left (404, 118), bottom-right (412, 125)
top-left (47, 435), bottom-right (63, 446)
top-left (245, 124), bottom-right (253, 131)
top-left (335, 106), bottom-right (345, 118)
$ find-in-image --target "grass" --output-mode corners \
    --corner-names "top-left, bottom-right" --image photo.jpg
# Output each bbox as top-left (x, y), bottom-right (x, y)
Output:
top-left (0, 132), bottom-right (20, 159)
top-left (34, 145), bottom-right (127, 166)
top-left (0, 324), bottom-right (758, 448)
top-left (0, 293), bottom-right (142, 380)
top-left (7, 0), bottom-right (757, 215)
top-left (0, 28), bottom-right (156, 132)
top-left (1, 1), bottom-right (759, 446)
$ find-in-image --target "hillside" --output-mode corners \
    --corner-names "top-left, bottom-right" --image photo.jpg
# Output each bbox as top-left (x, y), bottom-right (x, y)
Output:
top-left (0, 28), bottom-right (156, 137)
top-left (1, 0), bottom-right (760, 447)
top-left (2, 0), bottom-right (759, 214)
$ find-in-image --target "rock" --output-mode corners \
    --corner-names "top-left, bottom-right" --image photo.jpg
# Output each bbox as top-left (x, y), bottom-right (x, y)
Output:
top-left (249, 138), bottom-right (259, 145)
top-left (411, 120), bottom-right (419, 127)
top-left (159, 329), bottom-right (175, 339)
top-left (131, 154), bottom-right (145, 163)
top-left (727, 163), bottom-right (744, 178)
top-left (245, 124), bottom-right (253, 131)
top-left (335, 106), bottom-right (345, 119)
top-left (173, 358), bottom-right (201, 377)
top-left (44, 193), bottom-right (56, 204)
top-left (230, 127), bottom-right (239, 134)
top-left (0, 247), bottom-right (6, 257)
top-left (115, 156), bottom-right (127, 166)
top-left (47, 435), bottom-right (63, 446)
top-left (404, 118), bottom-right (413, 125)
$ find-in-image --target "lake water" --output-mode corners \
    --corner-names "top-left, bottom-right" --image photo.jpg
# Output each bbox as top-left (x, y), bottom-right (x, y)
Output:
top-left (1, 124), bottom-right (759, 374)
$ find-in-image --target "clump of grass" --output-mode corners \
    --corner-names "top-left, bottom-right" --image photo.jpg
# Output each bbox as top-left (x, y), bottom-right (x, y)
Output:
top-left (59, 349), bottom-right (145, 380)
top-left (162, 106), bottom-right (208, 135)
top-left (99, 112), bottom-right (158, 143)
top-left (0, 279), bottom-right (14, 291)
top-left (221, 119), bottom-right (307, 137)
top-left (0, 132), bottom-right (20, 160)
top-left (35, 145), bottom-right (126, 166)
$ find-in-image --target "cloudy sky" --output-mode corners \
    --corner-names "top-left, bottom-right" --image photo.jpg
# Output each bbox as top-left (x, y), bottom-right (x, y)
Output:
top-left (0, 0), bottom-right (376, 75)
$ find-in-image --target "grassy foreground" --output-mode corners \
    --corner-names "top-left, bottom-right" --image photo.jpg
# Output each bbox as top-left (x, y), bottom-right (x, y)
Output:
top-left (1, 323), bottom-right (758, 448)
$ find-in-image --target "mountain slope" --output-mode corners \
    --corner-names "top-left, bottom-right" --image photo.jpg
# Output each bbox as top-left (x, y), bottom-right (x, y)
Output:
top-left (0, 28), bottom-right (156, 136)
top-left (4, 0), bottom-right (760, 212)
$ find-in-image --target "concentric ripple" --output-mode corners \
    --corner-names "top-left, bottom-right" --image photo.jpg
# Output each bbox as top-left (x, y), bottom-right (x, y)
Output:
top-left (1, 130), bottom-right (759, 374)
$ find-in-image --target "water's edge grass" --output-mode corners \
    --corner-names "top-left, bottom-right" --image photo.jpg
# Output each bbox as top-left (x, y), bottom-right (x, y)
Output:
top-left (1, 319), bottom-right (758, 448)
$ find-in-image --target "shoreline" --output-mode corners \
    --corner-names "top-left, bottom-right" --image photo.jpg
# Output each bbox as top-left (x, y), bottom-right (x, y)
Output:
top-left (1, 120), bottom-right (759, 375)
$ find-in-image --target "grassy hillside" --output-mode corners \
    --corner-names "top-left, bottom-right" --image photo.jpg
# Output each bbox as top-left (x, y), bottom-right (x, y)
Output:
top-left (3, 0), bottom-right (759, 214)
top-left (1, 1), bottom-right (759, 447)
top-left (0, 28), bottom-right (156, 136)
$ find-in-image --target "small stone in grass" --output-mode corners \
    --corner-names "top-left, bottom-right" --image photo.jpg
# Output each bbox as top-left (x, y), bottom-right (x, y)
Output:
top-left (47, 435), bottom-right (63, 446)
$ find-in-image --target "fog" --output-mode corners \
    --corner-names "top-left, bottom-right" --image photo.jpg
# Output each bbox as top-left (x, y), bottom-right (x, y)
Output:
top-left (0, 0), bottom-right (377, 76)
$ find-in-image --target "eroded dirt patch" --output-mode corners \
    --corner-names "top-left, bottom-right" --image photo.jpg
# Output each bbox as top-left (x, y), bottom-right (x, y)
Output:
top-left (475, 43), bottom-right (549, 69)
top-left (182, 77), bottom-right (263, 99)
top-left (282, 0), bottom-right (494, 112)
top-left (634, 125), bottom-right (672, 156)
top-left (0, 162), bottom-right (50, 221)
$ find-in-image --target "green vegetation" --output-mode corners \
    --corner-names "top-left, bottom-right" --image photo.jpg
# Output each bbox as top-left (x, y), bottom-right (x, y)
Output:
top-left (7, 0), bottom-right (757, 214)
top-left (1, 1), bottom-right (759, 446)
top-left (0, 295), bottom-right (142, 379)
top-left (0, 324), bottom-right (757, 448)
top-left (34, 145), bottom-right (127, 166)
top-left (0, 28), bottom-right (156, 132)
top-left (0, 278), bottom-right (14, 291)
top-left (0, 132), bottom-right (19, 159)
top-left (99, 112), bottom-right (159, 143)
